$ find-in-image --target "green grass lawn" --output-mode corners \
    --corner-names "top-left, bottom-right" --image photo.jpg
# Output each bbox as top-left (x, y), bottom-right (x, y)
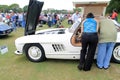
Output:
top-left (0, 20), bottom-right (120, 80)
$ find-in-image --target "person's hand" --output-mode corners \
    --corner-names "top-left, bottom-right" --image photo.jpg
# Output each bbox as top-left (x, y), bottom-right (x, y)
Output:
top-left (78, 33), bottom-right (82, 38)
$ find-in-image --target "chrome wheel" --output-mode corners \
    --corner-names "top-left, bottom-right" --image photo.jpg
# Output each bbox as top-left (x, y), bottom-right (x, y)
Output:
top-left (28, 46), bottom-right (42, 60)
top-left (24, 43), bottom-right (46, 62)
top-left (112, 43), bottom-right (120, 63)
top-left (113, 45), bottom-right (120, 61)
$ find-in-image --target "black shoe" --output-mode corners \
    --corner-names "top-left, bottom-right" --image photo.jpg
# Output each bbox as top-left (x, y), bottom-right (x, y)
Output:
top-left (83, 68), bottom-right (90, 71)
top-left (77, 64), bottom-right (83, 70)
top-left (96, 64), bottom-right (103, 69)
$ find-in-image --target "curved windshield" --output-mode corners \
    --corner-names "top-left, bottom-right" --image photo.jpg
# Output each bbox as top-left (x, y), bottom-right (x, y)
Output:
top-left (69, 18), bottom-right (81, 33)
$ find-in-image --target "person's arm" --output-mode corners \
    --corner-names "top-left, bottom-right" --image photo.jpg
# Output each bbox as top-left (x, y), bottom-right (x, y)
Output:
top-left (71, 13), bottom-right (75, 23)
top-left (112, 19), bottom-right (120, 27)
top-left (94, 18), bottom-right (99, 32)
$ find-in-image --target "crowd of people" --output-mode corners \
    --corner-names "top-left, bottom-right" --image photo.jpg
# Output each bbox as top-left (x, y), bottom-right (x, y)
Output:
top-left (39, 13), bottom-right (65, 28)
top-left (0, 11), bottom-right (27, 31)
top-left (0, 11), bottom-right (66, 31)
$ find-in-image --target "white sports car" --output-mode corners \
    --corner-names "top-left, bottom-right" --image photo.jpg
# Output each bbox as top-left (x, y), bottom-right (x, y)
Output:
top-left (15, 0), bottom-right (120, 63)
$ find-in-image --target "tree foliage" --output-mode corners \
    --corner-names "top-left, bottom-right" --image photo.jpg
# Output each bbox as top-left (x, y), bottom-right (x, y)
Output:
top-left (43, 9), bottom-right (70, 14)
top-left (106, 0), bottom-right (120, 13)
top-left (1, 0), bottom-right (120, 15)
top-left (0, 3), bottom-right (26, 13)
top-left (0, 5), bottom-right (9, 12)
top-left (23, 5), bottom-right (28, 12)
top-left (73, 8), bottom-right (81, 12)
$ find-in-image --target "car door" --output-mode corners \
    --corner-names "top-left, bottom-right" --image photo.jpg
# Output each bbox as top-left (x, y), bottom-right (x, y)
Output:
top-left (24, 0), bottom-right (44, 35)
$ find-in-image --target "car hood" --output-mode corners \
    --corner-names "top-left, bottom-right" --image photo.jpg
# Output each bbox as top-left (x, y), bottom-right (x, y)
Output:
top-left (0, 22), bottom-right (13, 31)
top-left (15, 28), bottom-right (71, 44)
top-left (15, 33), bottom-right (68, 44)
top-left (24, 0), bottom-right (44, 35)
top-left (35, 28), bottom-right (66, 34)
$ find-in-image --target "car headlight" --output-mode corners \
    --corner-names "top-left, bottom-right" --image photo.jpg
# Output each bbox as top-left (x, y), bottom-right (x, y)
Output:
top-left (3, 31), bottom-right (6, 34)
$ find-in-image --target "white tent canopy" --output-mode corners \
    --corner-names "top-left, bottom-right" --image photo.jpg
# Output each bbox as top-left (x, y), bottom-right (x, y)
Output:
top-left (73, 0), bottom-right (110, 3)
top-left (72, 0), bottom-right (111, 17)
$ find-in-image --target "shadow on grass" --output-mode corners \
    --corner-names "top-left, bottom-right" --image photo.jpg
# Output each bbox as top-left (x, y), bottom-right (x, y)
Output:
top-left (15, 54), bottom-right (29, 62)
top-left (45, 59), bottom-right (79, 64)
top-left (15, 55), bottom-right (79, 64)
top-left (0, 34), bottom-right (14, 39)
top-left (14, 54), bottom-right (119, 66)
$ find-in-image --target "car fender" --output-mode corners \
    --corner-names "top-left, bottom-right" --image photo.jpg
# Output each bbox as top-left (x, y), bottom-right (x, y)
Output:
top-left (116, 32), bottom-right (120, 42)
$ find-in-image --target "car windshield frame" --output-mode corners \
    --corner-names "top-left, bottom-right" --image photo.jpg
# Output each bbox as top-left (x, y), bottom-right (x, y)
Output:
top-left (69, 18), bottom-right (81, 33)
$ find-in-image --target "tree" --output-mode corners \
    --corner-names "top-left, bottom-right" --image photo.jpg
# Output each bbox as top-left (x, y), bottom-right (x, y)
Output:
top-left (23, 5), bottom-right (28, 12)
top-left (106, 0), bottom-right (120, 13)
top-left (0, 3), bottom-right (23, 13)
top-left (73, 8), bottom-right (81, 12)
top-left (0, 5), bottom-right (9, 12)
top-left (9, 4), bottom-right (20, 12)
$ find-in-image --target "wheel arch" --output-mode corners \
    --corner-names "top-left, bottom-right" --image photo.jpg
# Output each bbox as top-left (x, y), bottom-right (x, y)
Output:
top-left (23, 43), bottom-right (45, 54)
top-left (23, 43), bottom-right (46, 62)
top-left (112, 43), bottom-right (120, 64)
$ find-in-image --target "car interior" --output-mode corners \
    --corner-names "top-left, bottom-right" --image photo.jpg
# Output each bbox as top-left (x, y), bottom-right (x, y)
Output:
top-left (70, 23), bottom-right (82, 47)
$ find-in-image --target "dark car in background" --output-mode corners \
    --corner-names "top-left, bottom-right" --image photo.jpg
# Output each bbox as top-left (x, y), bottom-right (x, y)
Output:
top-left (0, 22), bottom-right (14, 36)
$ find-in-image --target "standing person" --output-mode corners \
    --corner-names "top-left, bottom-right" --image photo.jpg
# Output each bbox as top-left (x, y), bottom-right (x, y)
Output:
top-left (111, 9), bottom-right (118, 21)
top-left (0, 13), bottom-right (3, 22)
top-left (54, 13), bottom-right (58, 25)
top-left (22, 12), bottom-right (27, 28)
top-left (77, 13), bottom-right (99, 71)
top-left (71, 10), bottom-right (81, 23)
top-left (96, 16), bottom-right (117, 69)
top-left (47, 14), bottom-right (52, 28)
top-left (18, 12), bottom-right (23, 27)
top-left (10, 11), bottom-right (17, 31)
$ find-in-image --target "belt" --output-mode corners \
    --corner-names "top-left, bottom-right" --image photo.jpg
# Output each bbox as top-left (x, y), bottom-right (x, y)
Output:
top-left (82, 32), bottom-right (97, 35)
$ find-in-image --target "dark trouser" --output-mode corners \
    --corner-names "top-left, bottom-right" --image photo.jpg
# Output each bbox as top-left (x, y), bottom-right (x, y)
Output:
top-left (79, 33), bottom-right (98, 71)
top-left (48, 21), bottom-right (52, 27)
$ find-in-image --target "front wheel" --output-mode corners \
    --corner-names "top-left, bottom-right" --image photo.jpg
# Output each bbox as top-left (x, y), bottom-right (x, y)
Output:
top-left (24, 43), bottom-right (46, 62)
top-left (112, 43), bottom-right (120, 64)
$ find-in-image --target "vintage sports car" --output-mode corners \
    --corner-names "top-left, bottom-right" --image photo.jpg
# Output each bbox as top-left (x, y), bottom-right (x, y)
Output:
top-left (15, 0), bottom-right (120, 63)
top-left (0, 22), bottom-right (14, 36)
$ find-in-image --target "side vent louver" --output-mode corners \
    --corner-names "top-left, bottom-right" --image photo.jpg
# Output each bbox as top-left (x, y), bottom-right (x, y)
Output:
top-left (52, 44), bottom-right (65, 52)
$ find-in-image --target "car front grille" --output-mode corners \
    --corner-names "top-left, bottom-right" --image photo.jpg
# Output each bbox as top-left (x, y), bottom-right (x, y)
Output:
top-left (6, 29), bottom-right (11, 33)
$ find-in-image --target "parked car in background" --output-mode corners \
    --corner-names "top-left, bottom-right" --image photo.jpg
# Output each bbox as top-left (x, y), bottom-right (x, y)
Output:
top-left (0, 22), bottom-right (14, 36)
top-left (39, 14), bottom-right (48, 24)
